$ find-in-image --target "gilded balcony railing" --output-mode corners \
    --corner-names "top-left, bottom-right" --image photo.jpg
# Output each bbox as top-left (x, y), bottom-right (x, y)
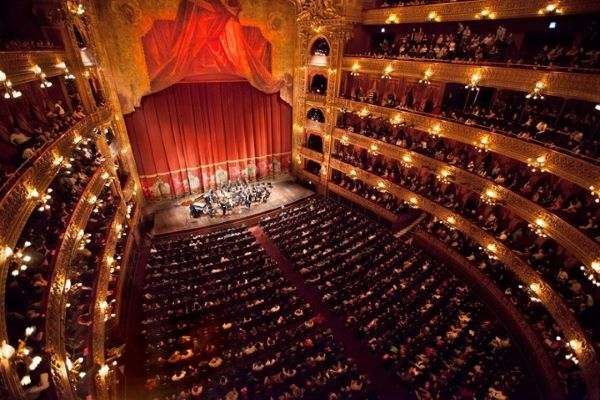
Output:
top-left (305, 93), bottom-right (327, 105)
top-left (329, 157), bottom-right (600, 398)
top-left (0, 108), bottom-right (114, 400)
top-left (299, 146), bottom-right (325, 163)
top-left (362, 0), bottom-right (600, 25)
top-left (328, 183), bottom-right (399, 221)
top-left (335, 99), bottom-right (600, 190)
top-left (342, 57), bottom-right (600, 103)
top-left (92, 201), bottom-right (127, 400)
top-left (332, 128), bottom-right (600, 274)
top-left (305, 119), bottom-right (326, 133)
top-left (45, 162), bottom-right (115, 400)
top-left (0, 50), bottom-right (67, 87)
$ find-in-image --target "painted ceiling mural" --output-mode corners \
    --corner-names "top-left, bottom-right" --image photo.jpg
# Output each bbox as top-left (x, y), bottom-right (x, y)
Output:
top-left (94, 0), bottom-right (297, 113)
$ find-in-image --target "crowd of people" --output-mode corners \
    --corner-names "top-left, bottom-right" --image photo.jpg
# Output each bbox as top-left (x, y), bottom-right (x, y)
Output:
top-left (352, 21), bottom-right (600, 70)
top-left (141, 226), bottom-right (376, 400)
top-left (336, 111), bottom-right (600, 242)
top-left (339, 78), bottom-right (600, 161)
top-left (4, 139), bottom-right (105, 398)
top-left (0, 99), bottom-right (88, 187)
top-left (64, 184), bottom-right (120, 397)
top-left (421, 218), bottom-right (586, 397)
top-left (260, 198), bottom-right (530, 399)
top-left (189, 181), bottom-right (272, 218)
top-left (329, 143), bottom-right (600, 350)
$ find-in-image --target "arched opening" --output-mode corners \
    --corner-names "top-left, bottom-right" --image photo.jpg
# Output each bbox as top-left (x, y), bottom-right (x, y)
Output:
top-left (73, 24), bottom-right (88, 49)
top-left (305, 160), bottom-right (322, 176)
top-left (309, 37), bottom-right (330, 66)
top-left (309, 74), bottom-right (328, 95)
top-left (306, 108), bottom-right (325, 123)
top-left (306, 134), bottom-right (323, 153)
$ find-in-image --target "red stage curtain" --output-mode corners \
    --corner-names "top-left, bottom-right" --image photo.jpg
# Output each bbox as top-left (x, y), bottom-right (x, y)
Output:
top-left (124, 81), bottom-right (291, 200)
top-left (142, 0), bottom-right (283, 98)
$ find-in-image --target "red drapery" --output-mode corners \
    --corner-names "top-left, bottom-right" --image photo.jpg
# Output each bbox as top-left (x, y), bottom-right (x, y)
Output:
top-left (124, 81), bottom-right (291, 200)
top-left (142, 0), bottom-right (284, 97)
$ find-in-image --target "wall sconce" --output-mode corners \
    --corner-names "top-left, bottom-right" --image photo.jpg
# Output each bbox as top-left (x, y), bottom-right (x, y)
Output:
top-left (0, 70), bottom-right (22, 99)
top-left (581, 259), bottom-right (600, 286)
top-left (340, 135), bottom-right (349, 146)
top-left (98, 364), bottom-right (110, 377)
top-left (350, 62), bottom-right (360, 77)
top-left (538, 3), bottom-right (563, 15)
top-left (349, 169), bottom-right (358, 180)
top-left (429, 123), bottom-right (442, 137)
top-left (296, 154), bottom-right (302, 165)
top-left (527, 155), bottom-right (546, 172)
top-left (418, 69), bottom-right (433, 85)
top-left (436, 169), bottom-right (452, 184)
top-left (320, 166), bottom-right (328, 176)
top-left (481, 188), bottom-right (497, 205)
top-left (445, 215), bottom-right (456, 228)
top-left (589, 186), bottom-right (600, 204)
top-left (56, 62), bottom-right (75, 80)
top-left (32, 65), bottom-right (52, 88)
top-left (327, 68), bottom-right (336, 75)
top-left (526, 81), bottom-right (545, 100)
top-left (476, 8), bottom-right (496, 19)
top-left (387, 13), bottom-right (399, 24)
top-left (26, 188), bottom-right (40, 200)
top-left (376, 181), bottom-right (388, 192)
top-left (0, 340), bottom-right (15, 360)
top-left (358, 108), bottom-right (370, 118)
top-left (368, 144), bottom-right (379, 156)
top-left (465, 73), bottom-right (481, 91)
top-left (381, 65), bottom-right (393, 80)
top-left (401, 154), bottom-right (412, 168)
top-left (427, 11), bottom-right (441, 22)
top-left (529, 282), bottom-right (541, 294)
top-left (37, 189), bottom-right (53, 212)
top-left (408, 197), bottom-right (418, 208)
top-left (474, 136), bottom-right (490, 152)
top-left (528, 218), bottom-right (548, 238)
top-left (67, 0), bottom-right (85, 15)
top-left (390, 115), bottom-right (403, 127)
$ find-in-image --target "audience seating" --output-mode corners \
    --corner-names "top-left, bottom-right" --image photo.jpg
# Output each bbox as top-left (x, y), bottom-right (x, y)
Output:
top-left (260, 198), bottom-right (532, 399)
top-left (140, 226), bottom-right (376, 400)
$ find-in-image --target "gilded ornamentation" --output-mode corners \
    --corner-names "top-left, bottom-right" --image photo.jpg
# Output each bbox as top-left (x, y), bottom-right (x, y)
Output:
top-left (333, 128), bottom-right (600, 269)
top-left (329, 157), bottom-right (600, 396)
top-left (46, 163), bottom-right (113, 400)
top-left (335, 99), bottom-right (600, 191)
top-left (362, 0), bottom-right (600, 25)
top-left (342, 57), bottom-right (600, 104)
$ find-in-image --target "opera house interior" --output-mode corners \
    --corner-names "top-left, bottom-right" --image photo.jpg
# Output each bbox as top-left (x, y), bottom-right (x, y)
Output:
top-left (1, 0), bottom-right (600, 399)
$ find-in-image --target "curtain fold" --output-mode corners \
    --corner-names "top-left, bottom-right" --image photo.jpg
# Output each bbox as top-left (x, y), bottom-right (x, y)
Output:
top-left (142, 0), bottom-right (283, 97)
top-left (124, 81), bottom-right (291, 200)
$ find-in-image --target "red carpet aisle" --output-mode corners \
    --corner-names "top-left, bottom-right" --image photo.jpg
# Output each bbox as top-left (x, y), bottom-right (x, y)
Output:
top-left (250, 226), bottom-right (407, 400)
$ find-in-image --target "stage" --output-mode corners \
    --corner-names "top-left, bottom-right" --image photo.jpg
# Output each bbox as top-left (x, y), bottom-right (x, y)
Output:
top-left (146, 178), bottom-right (314, 236)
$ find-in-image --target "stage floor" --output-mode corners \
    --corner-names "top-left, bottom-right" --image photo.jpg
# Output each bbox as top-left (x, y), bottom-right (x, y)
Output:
top-left (147, 178), bottom-right (314, 236)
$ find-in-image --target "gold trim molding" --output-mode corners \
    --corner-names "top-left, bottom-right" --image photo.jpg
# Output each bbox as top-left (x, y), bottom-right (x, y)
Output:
top-left (0, 50), bottom-right (68, 87)
top-left (362, 0), bottom-right (600, 25)
top-left (329, 157), bottom-right (600, 397)
top-left (342, 57), bottom-right (600, 104)
top-left (333, 128), bottom-right (600, 271)
top-left (335, 99), bottom-right (600, 191)
top-left (45, 162), bottom-right (114, 400)
top-left (92, 201), bottom-right (127, 400)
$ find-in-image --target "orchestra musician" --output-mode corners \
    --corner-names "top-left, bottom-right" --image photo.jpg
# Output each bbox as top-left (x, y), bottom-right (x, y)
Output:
top-left (188, 180), bottom-right (272, 219)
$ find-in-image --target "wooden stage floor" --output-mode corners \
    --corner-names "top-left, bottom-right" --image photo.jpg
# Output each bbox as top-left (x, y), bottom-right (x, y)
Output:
top-left (147, 178), bottom-right (314, 236)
